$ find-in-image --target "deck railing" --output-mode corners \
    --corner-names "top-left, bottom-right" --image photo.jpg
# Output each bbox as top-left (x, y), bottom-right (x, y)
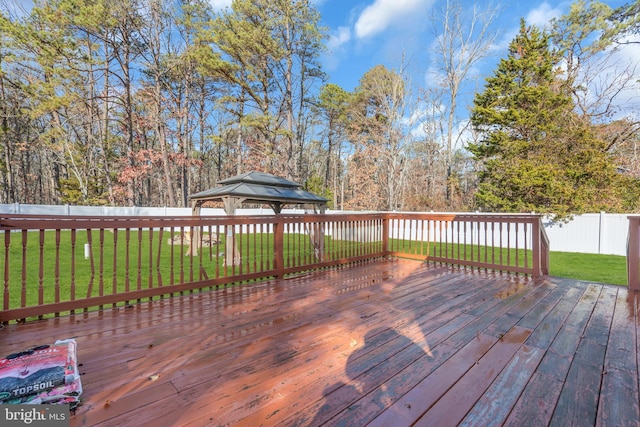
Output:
top-left (0, 213), bottom-right (548, 323)
top-left (627, 216), bottom-right (640, 294)
top-left (387, 213), bottom-right (549, 277)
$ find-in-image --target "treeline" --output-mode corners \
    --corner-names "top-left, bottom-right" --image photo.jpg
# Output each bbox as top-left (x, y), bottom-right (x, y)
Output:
top-left (0, 0), bottom-right (638, 217)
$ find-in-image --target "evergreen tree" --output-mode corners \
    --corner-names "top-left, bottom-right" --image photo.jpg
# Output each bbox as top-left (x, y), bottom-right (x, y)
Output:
top-left (469, 20), bottom-right (622, 219)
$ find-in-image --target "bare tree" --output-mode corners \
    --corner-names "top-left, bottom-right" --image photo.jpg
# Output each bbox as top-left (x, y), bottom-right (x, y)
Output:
top-left (428, 0), bottom-right (501, 206)
top-left (551, 1), bottom-right (640, 150)
top-left (346, 62), bottom-right (417, 211)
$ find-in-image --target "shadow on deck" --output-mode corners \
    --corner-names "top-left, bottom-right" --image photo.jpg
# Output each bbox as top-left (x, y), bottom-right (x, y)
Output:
top-left (1, 258), bottom-right (638, 426)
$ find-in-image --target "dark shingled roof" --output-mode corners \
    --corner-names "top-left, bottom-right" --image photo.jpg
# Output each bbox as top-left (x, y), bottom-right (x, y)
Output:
top-left (188, 171), bottom-right (327, 207)
top-left (217, 171), bottom-right (302, 188)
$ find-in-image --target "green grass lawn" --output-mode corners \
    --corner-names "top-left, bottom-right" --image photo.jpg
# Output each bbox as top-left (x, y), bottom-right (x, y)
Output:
top-left (393, 239), bottom-right (628, 285)
top-left (549, 251), bottom-right (627, 286)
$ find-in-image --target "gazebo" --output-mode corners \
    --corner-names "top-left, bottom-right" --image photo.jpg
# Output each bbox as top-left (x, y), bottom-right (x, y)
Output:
top-left (189, 171), bottom-right (328, 216)
top-left (188, 171), bottom-right (328, 263)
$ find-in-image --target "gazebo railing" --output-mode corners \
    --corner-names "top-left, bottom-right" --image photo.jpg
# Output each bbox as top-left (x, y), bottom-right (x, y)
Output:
top-left (0, 213), bottom-right (548, 323)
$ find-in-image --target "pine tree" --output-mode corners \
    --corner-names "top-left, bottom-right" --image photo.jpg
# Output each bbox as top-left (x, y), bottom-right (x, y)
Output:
top-left (469, 20), bottom-right (621, 219)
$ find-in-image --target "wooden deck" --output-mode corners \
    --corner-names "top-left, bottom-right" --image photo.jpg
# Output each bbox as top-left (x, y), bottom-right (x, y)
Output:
top-left (1, 258), bottom-right (638, 426)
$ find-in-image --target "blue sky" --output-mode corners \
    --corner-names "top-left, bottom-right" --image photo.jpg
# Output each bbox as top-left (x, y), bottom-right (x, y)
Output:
top-left (314, 0), bottom-right (630, 91)
top-left (209, 0), bottom-right (638, 120)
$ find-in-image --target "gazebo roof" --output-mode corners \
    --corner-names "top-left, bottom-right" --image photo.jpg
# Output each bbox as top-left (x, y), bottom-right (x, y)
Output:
top-left (217, 171), bottom-right (302, 188)
top-left (188, 171), bottom-right (327, 213)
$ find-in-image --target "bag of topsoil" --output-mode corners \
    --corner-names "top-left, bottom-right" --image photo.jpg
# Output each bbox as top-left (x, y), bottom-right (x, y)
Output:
top-left (0, 339), bottom-right (82, 409)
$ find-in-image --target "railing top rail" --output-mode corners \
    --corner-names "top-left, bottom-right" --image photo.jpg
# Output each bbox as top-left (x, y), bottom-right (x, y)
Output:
top-left (280, 213), bottom-right (385, 221)
top-left (0, 215), bottom-right (278, 230)
top-left (0, 213), bottom-right (200, 219)
top-left (0, 212), bottom-right (544, 218)
top-left (386, 212), bottom-right (543, 222)
top-left (0, 212), bottom-right (544, 230)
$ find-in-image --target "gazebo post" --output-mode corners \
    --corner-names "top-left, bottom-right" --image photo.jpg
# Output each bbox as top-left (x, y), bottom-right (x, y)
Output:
top-left (223, 197), bottom-right (243, 267)
top-left (188, 200), bottom-right (202, 256)
top-left (306, 204), bottom-right (327, 261)
top-left (317, 204), bottom-right (326, 261)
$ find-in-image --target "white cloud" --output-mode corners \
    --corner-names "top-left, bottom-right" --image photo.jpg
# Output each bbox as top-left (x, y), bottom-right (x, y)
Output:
top-left (323, 27), bottom-right (352, 72)
top-left (409, 106), bottom-right (472, 152)
top-left (408, 102), bottom-right (444, 139)
top-left (496, 2), bottom-right (564, 51)
top-left (323, 27), bottom-right (351, 71)
top-left (327, 27), bottom-right (352, 52)
top-left (208, 0), bottom-right (233, 12)
top-left (322, 27), bottom-right (352, 72)
top-left (525, 2), bottom-right (563, 29)
top-left (354, 0), bottom-right (431, 39)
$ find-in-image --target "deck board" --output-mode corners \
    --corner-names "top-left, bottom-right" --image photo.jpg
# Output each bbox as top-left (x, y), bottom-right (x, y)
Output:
top-left (596, 290), bottom-right (639, 427)
top-left (1, 258), bottom-right (638, 427)
top-left (550, 286), bottom-right (616, 426)
top-left (414, 326), bottom-right (532, 427)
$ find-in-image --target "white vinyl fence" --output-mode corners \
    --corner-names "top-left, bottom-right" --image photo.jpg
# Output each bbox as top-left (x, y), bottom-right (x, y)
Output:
top-left (387, 214), bottom-right (536, 251)
top-left (542, 213), bottom-right (629, 256)
top-left (0, 203), bottom-right (293, 217)
top-left (0, 204), bottom-right (631, 256)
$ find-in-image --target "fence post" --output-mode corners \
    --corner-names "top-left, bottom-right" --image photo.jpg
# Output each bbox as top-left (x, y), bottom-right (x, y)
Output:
top-left (627, 216), bottom-right (640, 293)
top-left (598, 211), bottom-right (604, 255)
top-left (274, 215), bottom-right (285, 278)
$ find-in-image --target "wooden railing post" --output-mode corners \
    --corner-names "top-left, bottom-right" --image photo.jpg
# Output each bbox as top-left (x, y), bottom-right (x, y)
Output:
top-left (382, 214), bottom-right (389, 256)
top-left (531, 216), bottom-right (550, 278)
top-left (627, 216), bottom-right (640, 293)
top-left (541, 232), bottom-right (550, 276)
top-left (274, 215), bottom-right (285, 278)
top-left (532, 218), bottom-right (541, 278)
